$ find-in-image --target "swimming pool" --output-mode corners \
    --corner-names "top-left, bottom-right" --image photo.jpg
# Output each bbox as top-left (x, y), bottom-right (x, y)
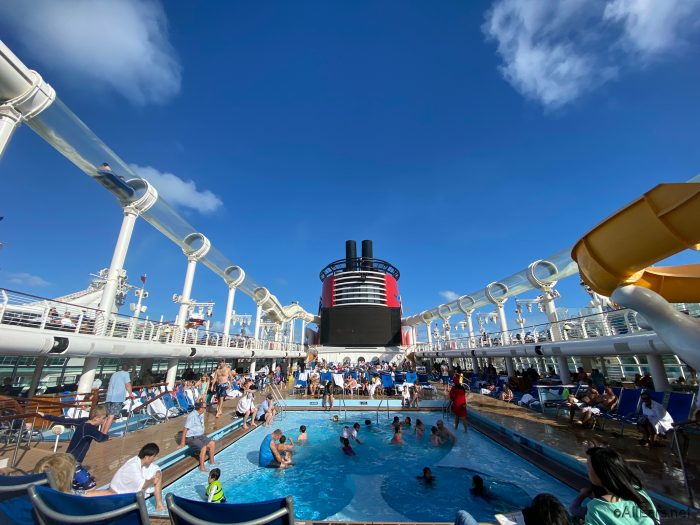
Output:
top-left (155, 411), bottom-right (577, 522)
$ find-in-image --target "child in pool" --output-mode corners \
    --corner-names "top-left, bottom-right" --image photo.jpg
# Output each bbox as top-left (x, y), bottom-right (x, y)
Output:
top-left (277, 435), bottom-right (294, 462)
top-left (391, 416), bottom-right (401, 429)
top-left (297, 425), bottom-right (307, 442)
top-left (417, 466), bottom-right (434, 484)
top-left (430, 426), bottom-right (442, 446)
top-left (415, 419), bottom-right (425, 439)
top-left (206, 468), bottom-right (226, 503)
top-left (391, 425), bottom-right (403, 445)
top-left (341, 437), bottom-right (356, 456)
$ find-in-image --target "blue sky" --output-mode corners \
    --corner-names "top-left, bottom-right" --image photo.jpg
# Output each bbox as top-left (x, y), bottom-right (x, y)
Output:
top-left (1, 1), bottom-right (699, 335)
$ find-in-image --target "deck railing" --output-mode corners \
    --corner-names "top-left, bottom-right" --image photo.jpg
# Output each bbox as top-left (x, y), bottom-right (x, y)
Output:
top-left (0, 288), bottom-right (303, 354)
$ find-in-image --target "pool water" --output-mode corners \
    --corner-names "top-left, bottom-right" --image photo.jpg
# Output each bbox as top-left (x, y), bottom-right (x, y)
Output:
top-left (156, 411), bottom-right (577, 522)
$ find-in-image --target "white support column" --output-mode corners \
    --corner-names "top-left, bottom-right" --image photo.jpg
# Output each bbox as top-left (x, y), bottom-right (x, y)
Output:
top-left (485, 282), bottom-right (509, 345)
top-left (98, 209), bottom-right (138, 334)
top-left (646, 354), bottom-right (670, 392)
top-left (222, 266), bottom-right (245, 346)
top-left (300, 320), bottom-right (307, 346)
top-left (77, 357), bottom-right (99, 395)
top-left (254, 305), bottom-right (262, 340)
top-left (465, 312), bottom-right (475, 348)
top-left (426, 322), bottom-right (432, 344)
top-left (250, 360), bottom-right (257, 378)
top-left (0, 106), bottom-right (22, 160)
top-left (557, 355), bottom-right (571, 384)
top-left (177, 258), bottom-right (198, 329)
top-left (495, 303), bottom-right (510, 345)
top-left (222, 285), bottom-right (237, 339)
top-left (166, 358), bottom-right (179, 389)
top-left (98, 182), bottom-right (158, 336)
top-left (289, 319), bottom-right (295, 343)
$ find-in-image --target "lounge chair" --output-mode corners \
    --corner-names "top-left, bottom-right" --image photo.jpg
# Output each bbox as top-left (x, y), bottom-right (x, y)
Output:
top-left (29, 485), bottom-right (150, 525)
top-left (380, 373), bottom-right (396, 396)
top-left (598, 388), bottom-right (642, 434)
top-left (293, 372), bottom-right (308, 396)
top-left (0, 472), bottom-right (55, 525)
top-left (166, 493), bottom-right (294, 525)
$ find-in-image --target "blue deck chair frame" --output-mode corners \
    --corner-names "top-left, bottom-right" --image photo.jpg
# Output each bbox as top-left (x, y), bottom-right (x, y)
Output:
top-left (29, 485), bottom-right (150, 525)
top-left (380, 373), bottom-right (396, 396)
top-left (0, 472), bottom-right (54, 525)
top-left (598, 388), bottom-right (642, 434)
top-left (166, 493), bottom-right (294, 525)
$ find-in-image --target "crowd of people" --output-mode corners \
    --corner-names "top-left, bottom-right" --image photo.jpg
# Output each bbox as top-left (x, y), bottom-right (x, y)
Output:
top-left (13, 355), bottom-right (682, 525)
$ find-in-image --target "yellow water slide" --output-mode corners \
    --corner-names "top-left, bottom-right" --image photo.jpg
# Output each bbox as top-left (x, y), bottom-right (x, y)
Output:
top-left (572, 183), bottom-right (700, 301)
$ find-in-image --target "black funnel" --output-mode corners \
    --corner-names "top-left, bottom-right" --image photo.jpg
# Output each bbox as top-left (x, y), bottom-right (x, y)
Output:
top-left (361, 240), bottom-right (373, 259)
top-left (345, 240), bottom-right (357, 268)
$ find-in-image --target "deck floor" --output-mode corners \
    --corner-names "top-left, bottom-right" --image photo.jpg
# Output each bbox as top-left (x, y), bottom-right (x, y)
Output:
top-left (1, 387), bottom-right (698, 523)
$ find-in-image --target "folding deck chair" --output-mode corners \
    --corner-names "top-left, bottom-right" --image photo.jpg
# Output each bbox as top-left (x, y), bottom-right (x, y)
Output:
top-left (0, 472), bottom-right (54, 525)
top-left (167, 493), bottom-right (294, 525)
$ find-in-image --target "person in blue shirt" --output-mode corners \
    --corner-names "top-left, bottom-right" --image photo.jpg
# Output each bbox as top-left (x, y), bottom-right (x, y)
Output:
top-left (180, 402), bottom-right (217, 472)
top-left (103, 364), bottom-right (132, 434)
top-left (259, 429), bottom-right (289, 468)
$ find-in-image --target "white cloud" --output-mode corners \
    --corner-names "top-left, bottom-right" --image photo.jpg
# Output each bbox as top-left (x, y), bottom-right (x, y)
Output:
top-left (439, 290), bottom-right (459, 302)
top-left (483, 0), bottom-right (700, 109)
top-left (130, 164), bottom-right (223, 214)
top-left (3, 272), bottom-right (50, 288)
top-left (0, 0), bottom-right (181, 105)
top-left (603, 0), bottom-right (700, 55)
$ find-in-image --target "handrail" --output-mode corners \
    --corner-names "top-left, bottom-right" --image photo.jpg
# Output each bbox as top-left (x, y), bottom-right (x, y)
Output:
top-left (0, 409), bottom-right (41, 467)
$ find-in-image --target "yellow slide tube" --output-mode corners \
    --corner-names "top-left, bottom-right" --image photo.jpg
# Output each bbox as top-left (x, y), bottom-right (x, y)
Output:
top-left (572, 183), bottom-right (700, 301)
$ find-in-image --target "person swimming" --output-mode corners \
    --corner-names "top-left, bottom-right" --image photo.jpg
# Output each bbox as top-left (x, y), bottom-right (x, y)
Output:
top-left (341, 437), bottom-right (356, 456)
top-left (430, 425), bottom-right (442, 446)
top-left (417, 466), bottom-right (434, 484)
top-left (470, 475), bottom-right (489, 498)
top-left (415, 419), bottom-right (425, 439)
top-left (390, 425), bottom-right (403, 445)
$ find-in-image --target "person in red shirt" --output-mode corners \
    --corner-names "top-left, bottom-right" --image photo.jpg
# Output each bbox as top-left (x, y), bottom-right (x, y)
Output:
top-left (449, 374), bottom-right (468, 432)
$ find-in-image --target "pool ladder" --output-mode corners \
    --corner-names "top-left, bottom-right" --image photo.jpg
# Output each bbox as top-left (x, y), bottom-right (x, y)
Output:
top-left (269, 383), bottom-right (288, 420)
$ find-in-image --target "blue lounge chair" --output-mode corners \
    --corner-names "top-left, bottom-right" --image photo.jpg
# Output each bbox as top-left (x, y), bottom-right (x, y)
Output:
top-left (29, 485), bottom-right (150, 525)
top-left (598, 388), bottom-right (642, 433)
top-left (293, 373), bottom-right (308, 397)
top-left (166, 493), bottom-right (294, 525)
top-left (666, 392), bottom-right (695, 423)
top-left (0, 472), bottom-right (53, 525)
top-left (405, 372), bottom-right (418, 384)
top-left (394, 372), bottom-right (405, 386)
top-left (380, 373), bottom-right (396, 396)
top-left (176, 390), bottom-right (194, 412)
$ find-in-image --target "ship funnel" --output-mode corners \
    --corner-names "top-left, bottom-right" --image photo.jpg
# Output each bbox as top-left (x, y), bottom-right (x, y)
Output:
top-left (361, 240), bottom-right (373, 260)
top-left (361, 240), bottom-right (373, 271)
top-left (345, 240), bottom-right (357, 268)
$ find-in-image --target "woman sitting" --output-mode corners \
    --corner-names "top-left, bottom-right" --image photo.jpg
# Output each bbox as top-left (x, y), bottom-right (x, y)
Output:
top-left (344, 377), bottom-right (360, 396)
top-left (569, 446), bottom-right (659, 524)
top-left (498, 384), bottom-right (514, 402)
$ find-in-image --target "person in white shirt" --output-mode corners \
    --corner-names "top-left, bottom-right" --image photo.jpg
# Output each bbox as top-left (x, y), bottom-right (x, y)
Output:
top-left (109, 442), bottom-right (164, 512)
top-left (637, 392), bottom-right (674, 446)
top-left (340, 422), bottom-right (362, 444)
top-left (235, 391), bottom-right (257, 429)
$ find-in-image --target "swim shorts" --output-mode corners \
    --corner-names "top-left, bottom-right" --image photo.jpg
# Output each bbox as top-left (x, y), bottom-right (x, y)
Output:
top-left (216, 383), bottom-right (229, 399)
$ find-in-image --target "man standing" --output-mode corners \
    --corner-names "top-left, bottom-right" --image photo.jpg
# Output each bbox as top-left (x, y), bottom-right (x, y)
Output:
top-left (109, 443), bottom-right (165, 512)
top-left (181, 402), bottom-right (217, 472)
top-left (102, 364), bottom-right (132, 434)
top-left (258, 429), bottom-right (289, 468)
top-left (256, 393), bottom-right (277, 427)
top-left (211, 359), bottom-right (234, 418)
top-left (440, 361), bottom-right (450, 394)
